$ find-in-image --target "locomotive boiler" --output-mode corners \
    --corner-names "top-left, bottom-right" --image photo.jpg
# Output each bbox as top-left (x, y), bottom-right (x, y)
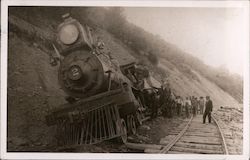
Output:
top-left (46, 14), bottom-right (147, 145)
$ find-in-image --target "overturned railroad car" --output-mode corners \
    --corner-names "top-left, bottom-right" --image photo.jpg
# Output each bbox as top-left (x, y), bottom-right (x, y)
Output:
top-left (46, 14), bottom-right (148, 145)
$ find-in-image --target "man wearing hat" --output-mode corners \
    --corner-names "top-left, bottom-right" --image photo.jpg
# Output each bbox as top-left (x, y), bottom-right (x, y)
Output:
top-left (203, 96), bottom-right (213, 123)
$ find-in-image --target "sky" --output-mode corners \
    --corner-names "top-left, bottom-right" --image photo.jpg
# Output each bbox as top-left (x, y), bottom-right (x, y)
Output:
top-left (124, 7), bottom-right (248, 76)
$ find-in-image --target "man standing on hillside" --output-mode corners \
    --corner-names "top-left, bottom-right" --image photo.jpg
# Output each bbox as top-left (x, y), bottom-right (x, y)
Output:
top-left (203, 96), bottom-right (213, 124)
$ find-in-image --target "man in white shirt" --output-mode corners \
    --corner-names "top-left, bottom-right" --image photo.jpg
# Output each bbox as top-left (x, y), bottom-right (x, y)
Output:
top-left (176, 96), bottom-right (182, 116)
top-left (184, 97), bottom-right (191, 118)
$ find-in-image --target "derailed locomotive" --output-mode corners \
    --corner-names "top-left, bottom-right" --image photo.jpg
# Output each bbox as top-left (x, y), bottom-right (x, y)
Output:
top-left (46, 14), bottom-right (150, 145)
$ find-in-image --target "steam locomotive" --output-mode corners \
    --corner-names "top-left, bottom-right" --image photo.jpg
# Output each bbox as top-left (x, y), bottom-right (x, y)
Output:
top-left (46, 14), bottom-right (149, 145)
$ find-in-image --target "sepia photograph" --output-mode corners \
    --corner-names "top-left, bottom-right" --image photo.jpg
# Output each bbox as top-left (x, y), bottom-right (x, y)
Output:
top-left (1, 0), bottom-right (249, 159)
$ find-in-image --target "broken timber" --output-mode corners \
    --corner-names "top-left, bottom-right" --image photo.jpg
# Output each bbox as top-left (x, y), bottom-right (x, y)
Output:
top-left (125, 142), bottom-right (163, 151)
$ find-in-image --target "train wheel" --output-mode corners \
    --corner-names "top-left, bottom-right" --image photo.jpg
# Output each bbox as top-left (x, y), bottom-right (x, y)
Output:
top-left (130, 115), bottom-right (137, 135)
top-left (116, 118), bottom-right (127, 143)
top-left (126, 115), bottom-right (136, 135)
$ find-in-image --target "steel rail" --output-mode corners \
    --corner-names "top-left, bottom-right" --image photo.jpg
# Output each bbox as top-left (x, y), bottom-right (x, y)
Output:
top-left (159, 115), bottom-right (194, 153)
top-left (211, 114), bottom-right (229, 155)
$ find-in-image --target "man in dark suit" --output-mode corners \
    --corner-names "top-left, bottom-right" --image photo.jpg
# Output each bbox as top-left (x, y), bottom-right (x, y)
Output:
top-left (203, 96), bottom-right (213, 123)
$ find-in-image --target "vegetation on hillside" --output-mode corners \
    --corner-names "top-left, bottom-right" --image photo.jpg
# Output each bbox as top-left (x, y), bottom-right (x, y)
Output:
top-left (9, 7), bottom-right (243, 103)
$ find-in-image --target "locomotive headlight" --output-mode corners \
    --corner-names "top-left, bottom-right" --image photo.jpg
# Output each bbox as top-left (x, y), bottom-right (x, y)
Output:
top-left (59, 24), bottom-right (79, 45)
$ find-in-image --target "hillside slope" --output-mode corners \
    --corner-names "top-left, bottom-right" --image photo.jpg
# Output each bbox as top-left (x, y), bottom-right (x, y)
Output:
top-left (7, 34), bottom-right (66, 151)
top-left (158, 59), bottom-right (240, 108)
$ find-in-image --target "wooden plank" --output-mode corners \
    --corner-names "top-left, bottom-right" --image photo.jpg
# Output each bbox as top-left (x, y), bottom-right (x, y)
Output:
top-left (184, 133), bottom-right (219, 138)
top-left (181, 136), bottom-right (221, 142)
top-left (186, 130), bottom-right (219, 135)
top-left (160, 140), bottom-right (169, 145)
top-left (125, 142), bottom-right (163, 151)
top-left (189, 124), bottom-right (217, 127)
top-left (167, 151), bottom-right (192, 154)
top-left (188, 128), bottom-right (218, 131)
top-left (189, 127), bottom-right (217, 131)
top-left (188, 126), bottom-right (218, 130)
top-left (160, 115), bottom-right (194, 153)
top-left (171, 146), bottom-right (223, 154)
top-left (187, 129), bottom-right (218, 134)
top-left (182, 135), bottom-right (221, 142)
top-left (144, 148), bottom-right (161, 153)
top-left (163, 135), bottom-right (176, 139)
top-left (175, 141), bottom-right (223, 151)
top-left (167, 133), bottom-right (179, 135)
top-left (179, 137), bottom-right (221, 145)
top-left (168, 132), bottom-right (181, 135)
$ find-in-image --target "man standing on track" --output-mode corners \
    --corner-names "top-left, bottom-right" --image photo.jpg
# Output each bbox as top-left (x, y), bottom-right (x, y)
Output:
top-left (176, 96), bottom-right (182, 116)
top-left (191, 96), bottom-right (197, 117)
top-left (199, 96), bottom-right (205, 114)
top-left (203, 96), bottom-right (213, 124)
top-left (184, 97), bottom-right (191, 118)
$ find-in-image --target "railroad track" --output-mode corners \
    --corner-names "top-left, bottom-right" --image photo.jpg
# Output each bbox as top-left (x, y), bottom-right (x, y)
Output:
top-left (157, 114), bottom-right (229, 154)
top-left (142, 114), bottom-right (229, 154)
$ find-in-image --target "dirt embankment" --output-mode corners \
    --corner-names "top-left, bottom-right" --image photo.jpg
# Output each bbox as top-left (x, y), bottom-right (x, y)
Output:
top-left (213, 107), bottom-right (243, 154)
top-left (7, 33), bottom-right (66, 151)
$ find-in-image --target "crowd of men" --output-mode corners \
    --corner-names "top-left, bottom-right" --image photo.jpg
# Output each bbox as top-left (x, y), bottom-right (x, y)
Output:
top-left (119, 60), bottom-right (213, 124)
top-left (147, 84), bottom-right (213, 124)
